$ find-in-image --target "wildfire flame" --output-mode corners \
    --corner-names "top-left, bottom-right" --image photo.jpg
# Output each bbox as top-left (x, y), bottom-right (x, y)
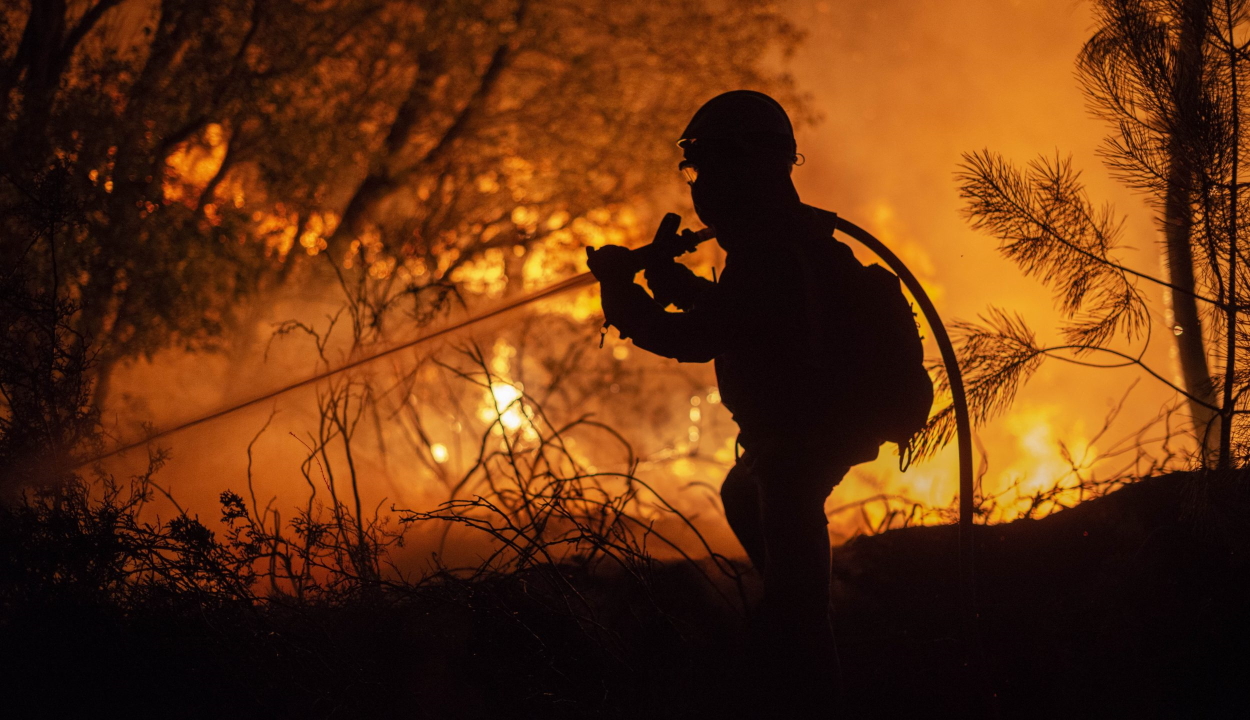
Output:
top-left (105, 0), bottom-right (1189, 559)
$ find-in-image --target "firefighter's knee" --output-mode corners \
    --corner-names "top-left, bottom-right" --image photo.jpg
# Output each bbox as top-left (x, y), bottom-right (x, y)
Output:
top-left (761, 485), bottom-right (831, 531)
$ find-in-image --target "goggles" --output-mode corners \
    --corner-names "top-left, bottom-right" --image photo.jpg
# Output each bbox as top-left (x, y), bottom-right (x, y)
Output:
top-left (676, 136), bottom-right (799, 186)
top-left (678, 159), bottom-right (699, 185)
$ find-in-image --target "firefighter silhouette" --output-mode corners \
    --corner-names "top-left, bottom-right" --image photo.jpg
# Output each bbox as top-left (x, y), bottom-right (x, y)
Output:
top-left (587, 90), bottom-right (908, 706)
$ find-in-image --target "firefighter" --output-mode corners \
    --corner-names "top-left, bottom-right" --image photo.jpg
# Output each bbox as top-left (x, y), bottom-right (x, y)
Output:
top-left (586, 90), bottom-right (882, 703)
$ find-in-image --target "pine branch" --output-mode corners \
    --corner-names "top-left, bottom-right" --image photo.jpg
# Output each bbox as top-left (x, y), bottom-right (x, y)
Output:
top-left (958, 151), bottom-right (1154, 349)
top-left (912, 309), bottom-right (1047, 461)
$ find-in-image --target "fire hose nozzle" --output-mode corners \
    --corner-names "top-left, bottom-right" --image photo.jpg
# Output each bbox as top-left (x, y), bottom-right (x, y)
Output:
top-left (628, 213), bottom-right (716, 268)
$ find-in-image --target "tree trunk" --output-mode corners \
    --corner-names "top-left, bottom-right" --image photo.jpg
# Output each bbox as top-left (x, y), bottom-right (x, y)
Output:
top-left (1218, 2), bottom-right (1241, 469)
top-left (1166, 0), bottom-right (1220, 461)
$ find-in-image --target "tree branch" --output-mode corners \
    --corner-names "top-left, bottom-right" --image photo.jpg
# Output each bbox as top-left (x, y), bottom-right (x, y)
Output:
top-left (59, 0), bottom-right (125, 66)
top-left (1042, 344), bottom-right (1221, 412)
top-left (330, 0), bottom-right (530, 253)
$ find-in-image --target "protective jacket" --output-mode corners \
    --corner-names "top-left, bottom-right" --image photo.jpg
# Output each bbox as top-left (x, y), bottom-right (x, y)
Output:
top-left (599, 203), bottom-right (880, 464)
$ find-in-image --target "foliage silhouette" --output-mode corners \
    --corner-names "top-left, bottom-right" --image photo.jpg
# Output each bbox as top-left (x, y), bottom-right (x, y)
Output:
top-left (0, 0), bottom-right (807, 407)
top-left (939, 0), bottom-right (1250, 469)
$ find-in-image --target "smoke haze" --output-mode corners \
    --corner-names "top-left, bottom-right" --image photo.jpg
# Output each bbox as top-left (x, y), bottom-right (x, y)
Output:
top-left (102, 0), bottom-right (1184, 559)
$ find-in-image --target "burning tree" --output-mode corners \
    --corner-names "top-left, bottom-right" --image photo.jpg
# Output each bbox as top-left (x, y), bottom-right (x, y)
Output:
top-left (0, 0), bottom-right (805, 406)
top-left (944, 0), bottom-right (1250, 469)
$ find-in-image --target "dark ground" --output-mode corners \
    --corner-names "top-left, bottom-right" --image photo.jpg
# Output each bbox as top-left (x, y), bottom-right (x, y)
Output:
top-left (831, 471), bottom-right (1250, 718)
top-left (3, 471), bottom-right (1248, 718)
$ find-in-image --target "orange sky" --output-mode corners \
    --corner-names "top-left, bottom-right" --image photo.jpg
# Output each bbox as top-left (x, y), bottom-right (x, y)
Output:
top-left (780, 0), bottom-right (1185, 530)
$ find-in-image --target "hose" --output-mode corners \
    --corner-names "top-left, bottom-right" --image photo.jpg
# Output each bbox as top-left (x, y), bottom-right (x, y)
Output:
top-left (78, 215), bottom-right (992, 711)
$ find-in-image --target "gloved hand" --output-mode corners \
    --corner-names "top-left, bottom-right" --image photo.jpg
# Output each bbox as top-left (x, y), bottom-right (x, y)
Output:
top-left (646, 213), bottom-right (685, 264)
top-left (585, 244), bottom-right (639, 285)
top-left (633, 213), bottom-right (706, 272)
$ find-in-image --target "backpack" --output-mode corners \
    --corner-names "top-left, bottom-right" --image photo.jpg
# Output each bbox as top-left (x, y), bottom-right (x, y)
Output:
top-left (801, 209), bottom-right (935, 467)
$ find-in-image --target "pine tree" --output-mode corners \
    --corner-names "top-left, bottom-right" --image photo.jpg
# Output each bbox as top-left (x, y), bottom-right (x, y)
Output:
top-left (937, 0), bottom-right (1250, 469)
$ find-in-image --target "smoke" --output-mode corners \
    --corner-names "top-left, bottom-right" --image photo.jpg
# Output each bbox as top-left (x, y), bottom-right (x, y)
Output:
top-left (100, 0), bottom-right (1185, 568)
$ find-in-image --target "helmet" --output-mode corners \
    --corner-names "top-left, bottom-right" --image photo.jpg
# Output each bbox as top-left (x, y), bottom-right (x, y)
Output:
top-left (678, 90), bottom-right (797, 162)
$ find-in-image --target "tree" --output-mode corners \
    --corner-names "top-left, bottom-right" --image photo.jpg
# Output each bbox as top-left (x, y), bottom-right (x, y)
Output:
top-left (940, 0), bottom-right (1250, 469)
top-left (0, 0), bottom-right (806, 405)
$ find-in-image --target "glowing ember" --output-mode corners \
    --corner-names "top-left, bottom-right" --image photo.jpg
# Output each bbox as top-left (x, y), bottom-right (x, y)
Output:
top-left (431, 444), bottom-right (450, 464)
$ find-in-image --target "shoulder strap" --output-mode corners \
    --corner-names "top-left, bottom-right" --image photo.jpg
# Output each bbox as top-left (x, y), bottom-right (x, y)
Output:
top-left (799, 203), bottom-right (860, 272)
top-left (802, 203), bottom-right (840, 238)
top-left (793, 204), bottom-right (856, 367)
